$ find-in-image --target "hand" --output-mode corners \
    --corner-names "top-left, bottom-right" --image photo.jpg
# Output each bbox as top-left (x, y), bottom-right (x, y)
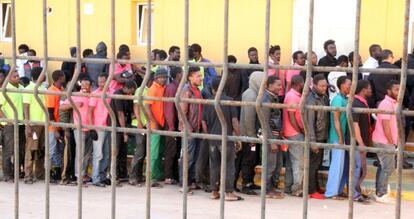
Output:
top-left (249, 143), bottom-right (256, 147)
top-left (338, 138), bottom-right (344, 145)
top-left (235, 141), bottom-right (242, 152)
top-left (25, 126), bottom-right (32, 136)
top-left (153, 123), bottom-right (160, 130)
top-left (137, 122), bottom-right (144, 129)
top-left (123, 134), bottom-right (128, 143)
top-left (271, 143), bottom-right (278, 153)
top-left (54, 131), bottom-right (61, 141)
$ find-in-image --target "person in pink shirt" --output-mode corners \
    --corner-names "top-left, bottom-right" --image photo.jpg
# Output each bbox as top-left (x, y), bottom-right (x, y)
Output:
top-left (88, 73), bottom-right (111, 187)
top-left (285, 51), bottom-right (305, 92)
top-left (372, 80), bottom-right (399, 204)
top-left (267, 45), bottom-right (285, 98)
top-left (61, 77), bottom-right (93, 183)
top-left (282, 75), bottom-right (304, 196)
top-left (109, 51), bottom-right (135, 91)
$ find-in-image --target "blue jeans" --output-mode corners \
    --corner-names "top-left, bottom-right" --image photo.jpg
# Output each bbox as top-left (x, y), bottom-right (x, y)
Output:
top-left (288, 134), bottom-right (305, 193)
top-left (92, 130), bottom-right (110, 184)
top-left (74, 129), bottom-right (93, 177)
top-left (49, 131), bottom-right (64, 168)
top-left (179, 138), bottom-right (200, 185)
top-left (374, 142), bottom-right (395, 196)
top-left (325, 146), bottom-right (349, 197)
top-left (353, 151), bottom-right (362, 198)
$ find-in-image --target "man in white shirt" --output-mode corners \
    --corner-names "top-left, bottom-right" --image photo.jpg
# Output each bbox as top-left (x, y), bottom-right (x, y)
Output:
top-left (362, 44), bottom-right (382, 79)
top-left (328, 55), bottom-right (349, 100)
top-left (16, 44), bottom-right (29, 78)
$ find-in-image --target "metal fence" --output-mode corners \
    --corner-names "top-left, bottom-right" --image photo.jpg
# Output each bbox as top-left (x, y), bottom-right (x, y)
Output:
top-left (1, 0), bottom-right (414, 218)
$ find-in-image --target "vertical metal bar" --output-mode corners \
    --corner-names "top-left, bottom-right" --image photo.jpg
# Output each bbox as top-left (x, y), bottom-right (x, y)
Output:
top-left (132, 0), bottom-right (154, 218)
top-left (174, 0), bottom-right (190, 218)
top-left (216, 0), bottom-right (230, 218)
top-left (395, 0), bottom-right (410, 218)
top-left (64, 0), bottom-right (83, 218)
top-left (104, 0), bottom-right (117, 218)
top-left (299, 0), bottom-right (314, 218)
top-left (1, 0), bottom-right (20, 218)
top-left (257, 0), bottom-right (271, 218)
top-left (145, 1), bottom-right (153, 218)
top-left (345, 1), bottom-right (362, 218)
top-left (34, 0), bottom-right (51, 218)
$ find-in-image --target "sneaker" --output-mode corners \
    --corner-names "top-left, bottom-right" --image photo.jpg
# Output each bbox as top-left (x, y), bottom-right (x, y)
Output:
top-left (375, 194), bottom-right (395, 204)
top-left (309, 192), bottom-right (325, 200)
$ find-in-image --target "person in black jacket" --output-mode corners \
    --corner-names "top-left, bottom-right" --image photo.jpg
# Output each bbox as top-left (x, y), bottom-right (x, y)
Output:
top-left (368, 49), bottom-right (399, 105)
top-left (241, 47), bottom-right (262, 93)
top-left (318, 39), bottom-right (338, 79)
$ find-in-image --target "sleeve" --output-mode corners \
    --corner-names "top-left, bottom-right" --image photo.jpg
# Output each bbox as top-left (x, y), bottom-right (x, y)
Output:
top-left (230, 105), bottom-right (238, 120)
top-left (285, 70), bottom-right (292, 82)
top-left (63, 98), bottom-right (69, 105)
top-left (0, 93), bottom-right (5, 106)
top-left (114, 99), bottom-right (124, 113)
top-left (306, 98), bottom-right (316, 142)
top-left (242, 97), bottom-right (257, 137)
top-left (202, 105), bottom-right (208, 122)
top-left (164, 86), bottom-right (176, 129)
top-left (22, 89), bottom-right (30, 104)
top-left (351, 102), bottom-right (361, 122)
top-left (46, 93), bottom-right (58, 108)
top-left (379, 102), bottom-right (392, 120)
top-left (285, 95), bottom-right (297, 112)
top-left (145, 87), bottom-right (155, 105)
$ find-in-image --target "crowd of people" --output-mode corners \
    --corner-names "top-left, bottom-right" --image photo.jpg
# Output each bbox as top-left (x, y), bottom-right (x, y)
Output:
top-left (0, 40), bottom-right (413, 204)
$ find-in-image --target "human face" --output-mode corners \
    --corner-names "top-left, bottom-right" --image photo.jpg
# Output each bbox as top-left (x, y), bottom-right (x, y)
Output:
top-left (297, 82), bottom-right (305, 93)
top-left (362, 84), bottom-right (373, 98)
top-left (296, 53), bottom-right (306, 66)
top-left (274, 50), bottom-right (281, 62)
top-left (189, 71), bottom-right (202, 87)
top-left (314, 79), bottom-right (328, 95)
top-left (388, 84), bottom-right (400, 99)
top-left (171, 49), bottom-right (181, 61)
top-left (268, 80), bottom-right (282, 95)
top-left (97, 76), bottom-right (107, 90)
top-left (122, 54), bottom-right (131, 60)
top-left (80, 80), bottom-right (91, 93)
top-left (311, 53), bottom-right (318, 65)
top-left (339, 61), bottom-right (349, 68)
top-left (340, 79), bottom-right (352, 95)
top-left (9, 71), bottom-right (20, 85)
top-left (248, 50), bottom-right (258, 63)
top-left (155, 76), bottom-right (167, 86)
top-left (326, 43), bottom-right (337, 57)
top-left (176, 73), bottom-right (183, 82)
top-left (124, 87), bottom-right (136, 95)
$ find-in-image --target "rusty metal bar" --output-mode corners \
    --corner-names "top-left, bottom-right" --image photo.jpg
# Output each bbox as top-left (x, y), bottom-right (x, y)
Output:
top-left (106, 0), bottom-right (117, 218)
top-left (395, 0), bottom-right (411, 218)
top-left (299, 0), bottom-right (314, 218)
top-left (145, 1), bottom-right (153, 219)
top-left (36, 0), bottom-right (51, 218)
top-left (65, 0), bottom-right (84, 218)
top-left (8, 54), bottom-right (414, 76)
top-left (346, 1), bottom-right (361, 218)
top-left (256, 0), bottom-right (271, 218)
top-left (176, 0), bottom-right (190, 218)
top-left (2, 0), bottom-right (20, 219)
top-left (216, 0), bottom-right (230, 218)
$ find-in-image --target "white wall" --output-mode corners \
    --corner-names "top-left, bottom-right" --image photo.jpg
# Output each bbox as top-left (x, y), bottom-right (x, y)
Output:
top-left (291, 0), bottom-right (357, 62)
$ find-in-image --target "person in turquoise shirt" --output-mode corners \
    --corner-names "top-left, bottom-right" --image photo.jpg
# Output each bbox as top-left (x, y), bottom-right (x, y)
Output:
top-left (325, 75), bottom-right (351, 199)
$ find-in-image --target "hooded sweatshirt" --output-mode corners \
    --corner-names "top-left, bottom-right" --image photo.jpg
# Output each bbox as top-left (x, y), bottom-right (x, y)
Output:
top-left (86, 42), bottom-right (109, 89)
top-left (240, 71), bottom-right (264, 137)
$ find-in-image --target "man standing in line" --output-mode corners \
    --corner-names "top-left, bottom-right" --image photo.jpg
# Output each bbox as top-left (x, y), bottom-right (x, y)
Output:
top-left (305, 74), bottom-right (330, 200)
top-left (318, 39), bottom-right (338, 79)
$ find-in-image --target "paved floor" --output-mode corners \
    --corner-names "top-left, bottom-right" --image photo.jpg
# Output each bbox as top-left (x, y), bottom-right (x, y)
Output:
top-left (0, 182), bottom-right (413, 219)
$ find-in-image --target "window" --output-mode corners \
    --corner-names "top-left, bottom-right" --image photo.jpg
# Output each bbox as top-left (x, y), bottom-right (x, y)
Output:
top-left (1, 2), bottom-right (11, 41)
top-left (136, 3), bottom-right (154, 45)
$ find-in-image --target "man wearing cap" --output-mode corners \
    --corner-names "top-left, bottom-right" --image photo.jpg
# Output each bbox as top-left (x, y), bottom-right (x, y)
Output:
top-left (145, 68), bottom-right (168, 187)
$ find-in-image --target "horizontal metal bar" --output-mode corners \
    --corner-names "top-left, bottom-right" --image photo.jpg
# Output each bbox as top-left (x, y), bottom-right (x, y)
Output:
top-left (3, 55), bottom-right (414, 75)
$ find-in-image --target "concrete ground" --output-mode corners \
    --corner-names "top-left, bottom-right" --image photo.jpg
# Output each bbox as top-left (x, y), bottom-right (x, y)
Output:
top-left (0, 181), bottom-right (414, 219)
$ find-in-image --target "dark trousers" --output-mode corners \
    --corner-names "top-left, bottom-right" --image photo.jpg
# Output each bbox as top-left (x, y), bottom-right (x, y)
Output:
top-left (179, 138), bottom-right (200, 184)
top-left (130, 133), bottom-right (146, 180)
top-left (62, 129), bottom-right (76, 181)
top-left (210, 144), bottom-right (236, 192)
top-left (116, 132), bottom-right (128, 179)
top-left (272, 150), bottom-right (293, 192)
top-left (2, 125), bottom-right (25, 179)
top-left (309, 149), bottom-right (323, 194)
top-left (234, 142), bottom-right (257, 187)
top-left (196, 139), bottom-right (210, 185)
top-left (164, 135), bottom-right (180, 180)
